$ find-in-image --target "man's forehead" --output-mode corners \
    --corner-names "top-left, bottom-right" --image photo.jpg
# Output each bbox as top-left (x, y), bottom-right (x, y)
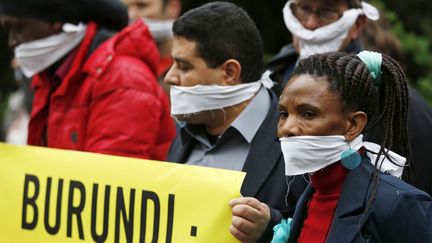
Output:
top-left (124, 0), bottom-right (156, 4)
top-left (0, 15), bottom-right (17, 22)
top-left (173, 37), bottom-right (198, 55)
top-left (0, 15), bottom-right (24, 26)
top-left (295, 0), bottom-right (349, 8)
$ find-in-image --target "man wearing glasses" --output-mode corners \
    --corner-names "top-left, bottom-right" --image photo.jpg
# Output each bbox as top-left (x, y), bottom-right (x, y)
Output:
top-left (267, 0), bottom-right (379, 95)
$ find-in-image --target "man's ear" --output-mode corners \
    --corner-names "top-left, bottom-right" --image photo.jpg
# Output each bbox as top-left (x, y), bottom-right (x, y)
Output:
top-left (52, 22), bottom-right (63, 33)
top-left (165, 0), bottom-right (181, 19)
top-left (350, 15), bottom-right (367, 40)
top-left (344, 111), bottom-right (367, 141)
top-left (221, 59), bottom-right (242, 85)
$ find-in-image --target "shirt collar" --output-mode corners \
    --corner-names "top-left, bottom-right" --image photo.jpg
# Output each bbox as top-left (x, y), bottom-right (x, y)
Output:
top-left (230, 86), bottom-right (271, 143)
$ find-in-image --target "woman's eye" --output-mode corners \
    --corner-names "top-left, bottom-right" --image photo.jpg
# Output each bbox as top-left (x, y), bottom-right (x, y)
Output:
top-left (302, 111), bottom-right (315, 119)
top-left (279, 111), bottom-right (288, 119)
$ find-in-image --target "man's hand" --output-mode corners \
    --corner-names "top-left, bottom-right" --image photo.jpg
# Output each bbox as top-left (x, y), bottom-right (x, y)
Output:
top-left (229, 197), bottom-right (270, 243)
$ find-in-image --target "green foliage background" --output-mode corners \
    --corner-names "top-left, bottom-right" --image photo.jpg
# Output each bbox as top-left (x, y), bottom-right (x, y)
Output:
top-left (378, 0), bottom-right (432, 103)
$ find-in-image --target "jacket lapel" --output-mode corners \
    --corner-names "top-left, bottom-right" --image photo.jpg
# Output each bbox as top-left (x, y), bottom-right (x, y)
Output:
top-left (240, 91), bottom-right (282, 197)
top-left (167, 127), bottom-right (195, 163)
top-left (326, 158), bottom-right (376, 242)
top-left (288, 185), bottom-right (314, 243)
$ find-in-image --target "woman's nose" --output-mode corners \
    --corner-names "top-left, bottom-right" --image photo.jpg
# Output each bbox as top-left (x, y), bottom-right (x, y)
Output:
top-left (278, 116), bottom-right (301, 138)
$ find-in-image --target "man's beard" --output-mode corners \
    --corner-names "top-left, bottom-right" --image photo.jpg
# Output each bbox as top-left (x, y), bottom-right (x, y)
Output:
top-left (173, 108), bottom-right (229, 124)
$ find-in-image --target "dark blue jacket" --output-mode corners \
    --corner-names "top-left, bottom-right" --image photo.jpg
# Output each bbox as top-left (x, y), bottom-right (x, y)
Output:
top-left (288, 157), bottom-right (432, 243)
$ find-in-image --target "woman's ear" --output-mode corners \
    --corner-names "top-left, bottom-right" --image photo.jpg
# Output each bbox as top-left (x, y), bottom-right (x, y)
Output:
top-left (165, 0), bottom-right (181, 19)
top-left (350, 15), bottom-right (367, 40)
top-left (221, 59), bottom-right (242, 85)
top-left (344, 111), bottom-right (367, 141)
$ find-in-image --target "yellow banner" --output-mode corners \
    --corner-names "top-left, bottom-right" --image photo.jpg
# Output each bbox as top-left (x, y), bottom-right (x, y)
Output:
top-left (0, 143), bottom-right (245, 243)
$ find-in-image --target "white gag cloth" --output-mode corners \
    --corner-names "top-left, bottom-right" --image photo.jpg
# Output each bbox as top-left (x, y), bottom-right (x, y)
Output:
top-left (170, 70), bottom-right (274, 116)
top-left (141, 18), bottom-right (174, 43)
top-left (280, 134), bottom-right (406, 177)
top-left (14, 23), bottom-right (87, 78)
top-left (283, 1), bottom-right (379, 59)
top-left (362, 141), bottom-right (407, 178)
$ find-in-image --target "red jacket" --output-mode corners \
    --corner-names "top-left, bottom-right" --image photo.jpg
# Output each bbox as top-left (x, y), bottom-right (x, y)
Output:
top-left (28, 21), bottom-right (176, 160)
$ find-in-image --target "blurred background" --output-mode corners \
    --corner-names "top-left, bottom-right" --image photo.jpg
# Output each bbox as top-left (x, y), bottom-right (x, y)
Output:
top-left (1, 0), bottom-right (431, 140)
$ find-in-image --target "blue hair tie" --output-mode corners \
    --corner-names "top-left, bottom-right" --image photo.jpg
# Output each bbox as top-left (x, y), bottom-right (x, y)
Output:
top-left (357, 51), bottom-right (382, 87)
top-left (271, 218), bottom-right (292, 243)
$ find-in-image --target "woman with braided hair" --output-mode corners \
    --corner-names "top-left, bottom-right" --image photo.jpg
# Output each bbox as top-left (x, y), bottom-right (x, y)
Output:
top-left (272, 51), bottom-right (432, 243)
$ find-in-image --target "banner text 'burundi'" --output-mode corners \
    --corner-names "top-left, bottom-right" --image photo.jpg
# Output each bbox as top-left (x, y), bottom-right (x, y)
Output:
top-left (0, 143), bottom-right (245, 243)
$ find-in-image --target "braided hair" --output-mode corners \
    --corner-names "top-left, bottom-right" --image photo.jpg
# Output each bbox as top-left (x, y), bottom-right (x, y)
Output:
top-left (347, 0), bottom-right (362, 8)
